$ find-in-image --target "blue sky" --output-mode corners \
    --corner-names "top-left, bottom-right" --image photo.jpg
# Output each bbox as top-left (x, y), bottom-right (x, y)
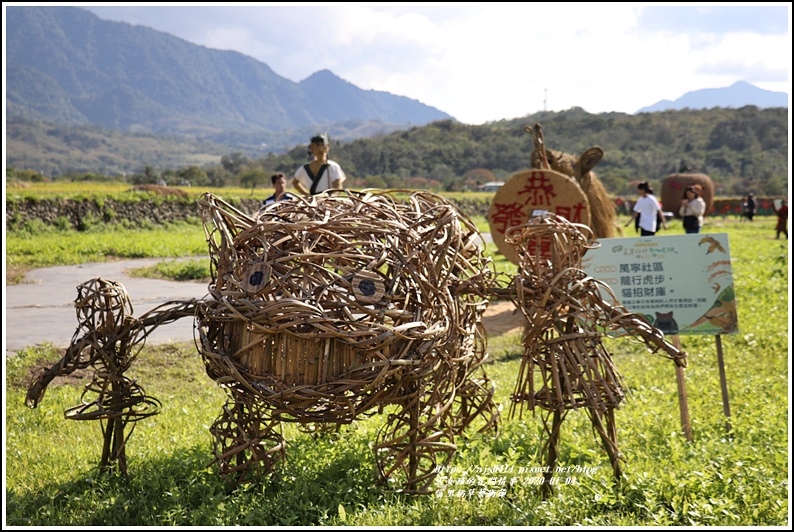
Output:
top-left (20, 3), bottom-right (794, 124)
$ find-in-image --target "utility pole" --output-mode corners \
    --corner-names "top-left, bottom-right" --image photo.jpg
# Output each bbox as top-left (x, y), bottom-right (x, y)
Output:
top-left (544, 88), bottom-right (547, 112)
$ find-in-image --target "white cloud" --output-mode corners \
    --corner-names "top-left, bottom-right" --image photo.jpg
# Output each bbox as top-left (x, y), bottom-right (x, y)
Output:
top-left (79, 3), bottom-right (791, 124)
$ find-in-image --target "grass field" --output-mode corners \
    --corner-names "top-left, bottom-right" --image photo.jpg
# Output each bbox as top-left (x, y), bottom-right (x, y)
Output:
top-left (3, 202), bottom-right (790, 526)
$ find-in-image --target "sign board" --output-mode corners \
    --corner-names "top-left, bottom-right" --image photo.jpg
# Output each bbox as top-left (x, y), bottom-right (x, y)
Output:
top-left (488, 169), bottom-right (590, 265)
top-left (581, 233), bottom-right (738, 336)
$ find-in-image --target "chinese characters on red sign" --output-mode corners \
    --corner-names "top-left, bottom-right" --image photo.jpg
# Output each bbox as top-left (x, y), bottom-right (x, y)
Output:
top-left (489, 169), bottom-right (590, 265)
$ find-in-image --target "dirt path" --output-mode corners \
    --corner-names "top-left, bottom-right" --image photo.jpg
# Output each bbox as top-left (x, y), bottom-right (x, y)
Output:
top-left (481, 300), bottom-right (525, 337)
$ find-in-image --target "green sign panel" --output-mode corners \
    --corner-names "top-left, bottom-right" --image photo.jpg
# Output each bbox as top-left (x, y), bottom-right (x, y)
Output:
top-left (581, 233), bottom-right (738, 336)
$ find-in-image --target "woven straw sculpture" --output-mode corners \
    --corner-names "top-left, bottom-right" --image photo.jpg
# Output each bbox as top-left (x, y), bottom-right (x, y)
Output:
top-left (25, 278), bottom-right (193, 475)
top-left (24, 190), bottom-right (688, 497)
top-left (195, 190), bottom-right (498, 492)
top-left (504, 213), bottom-right (687, 498)
top-left (528, 123), bottom-right (617, 239)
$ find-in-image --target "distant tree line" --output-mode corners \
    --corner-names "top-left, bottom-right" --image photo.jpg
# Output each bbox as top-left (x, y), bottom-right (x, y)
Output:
top-left (6, 106), bottom-right (788, 197)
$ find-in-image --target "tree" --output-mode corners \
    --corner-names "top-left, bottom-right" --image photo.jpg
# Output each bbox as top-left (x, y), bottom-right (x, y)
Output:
top-left (130, 165), bottom-right (160, 185)
top-left (178, 166), bottom-right (209, 187)
top-left (6, 167), bottom-right (48, 182)
top-left (205, 166), bottom-right (229, 188)
top-left (221, 152), bottom-right (251, 175)
top-left (364, 175), bottom-right (387, 188)
top-left (239, 167), bottom-right (268, 194)
top-left (462, 168), bottom-right (497, 190)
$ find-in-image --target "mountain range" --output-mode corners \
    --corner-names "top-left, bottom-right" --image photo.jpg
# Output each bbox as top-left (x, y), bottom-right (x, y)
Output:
top-left (5, 6), bottom-right (788, 155)
top-left (637, 81), bottom-right (788, 113)
top-left (5, 6), bottom-right (452, 150)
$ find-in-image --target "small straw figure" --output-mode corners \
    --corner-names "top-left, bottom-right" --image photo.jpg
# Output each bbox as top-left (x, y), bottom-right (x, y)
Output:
top-left (504, 214), bottom-right (687, 498)
top-left (26, 278), bottom-right (162, 476)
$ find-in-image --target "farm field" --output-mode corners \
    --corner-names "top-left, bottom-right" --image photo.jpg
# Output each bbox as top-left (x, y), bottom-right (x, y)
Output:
top-left (3, 191), bottom-right (791, 526)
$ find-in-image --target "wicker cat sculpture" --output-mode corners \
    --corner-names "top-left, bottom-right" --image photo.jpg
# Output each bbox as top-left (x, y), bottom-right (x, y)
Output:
top-left (195, 190), bottom-right (498, 493)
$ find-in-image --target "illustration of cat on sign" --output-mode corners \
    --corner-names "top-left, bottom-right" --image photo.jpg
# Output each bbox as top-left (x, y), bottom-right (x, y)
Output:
top-left (653, 311), bottom-right (679, 334)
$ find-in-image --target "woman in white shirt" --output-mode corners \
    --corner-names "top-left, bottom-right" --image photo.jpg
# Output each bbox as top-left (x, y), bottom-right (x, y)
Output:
top-left (292, 133), bottom-right (346, 196)
top-left (625, 182), bottom-right (667, 236)
top-left (679, 185), bottom-right (706, 234)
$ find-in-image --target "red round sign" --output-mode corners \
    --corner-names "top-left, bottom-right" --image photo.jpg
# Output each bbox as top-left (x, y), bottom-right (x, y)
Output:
top-left (488, 169), bottom-right (590, 265)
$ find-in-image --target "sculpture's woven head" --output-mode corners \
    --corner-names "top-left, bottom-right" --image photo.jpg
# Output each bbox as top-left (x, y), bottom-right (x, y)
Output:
top-left (73, 278), bottom-right (134, 337)
top-left (505, 213), bottom-right (598, 275)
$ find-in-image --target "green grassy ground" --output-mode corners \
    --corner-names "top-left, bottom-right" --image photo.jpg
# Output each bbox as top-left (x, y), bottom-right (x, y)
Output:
top-left (4, 212), bottom-right (789, 526)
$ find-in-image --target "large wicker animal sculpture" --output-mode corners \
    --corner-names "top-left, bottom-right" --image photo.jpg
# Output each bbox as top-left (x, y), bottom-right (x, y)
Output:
top-left (528, 123), bottom-right (617, 239)
top-left (503, 213), bottom-right (687, 498)
top-left (196, 190), bottom-right (498, 493)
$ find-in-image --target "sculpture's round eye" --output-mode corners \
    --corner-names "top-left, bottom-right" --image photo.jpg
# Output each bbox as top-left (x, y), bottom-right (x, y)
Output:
top-left (352, 271), bottom-right (385, 304)
top-left (243, 263), bottom-right (271, 294)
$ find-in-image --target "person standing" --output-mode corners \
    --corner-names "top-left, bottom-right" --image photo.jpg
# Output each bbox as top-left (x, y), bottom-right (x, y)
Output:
top-left (625, 182), bottom-right (667, 236)
top-left (679, 185), bottom-right (706, 234)
top-left (742, 193), bottom-right (756, 221)
top-left (773, 199), bottom-right (788, 239)
top-left (262, 173), bottom-right (296, 207)
top-left (292, 133), bottom-right (346, 196)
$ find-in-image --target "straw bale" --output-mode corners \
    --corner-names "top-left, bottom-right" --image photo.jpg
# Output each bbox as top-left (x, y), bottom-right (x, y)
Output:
top-left (660, 173), bottom-right (715, 216)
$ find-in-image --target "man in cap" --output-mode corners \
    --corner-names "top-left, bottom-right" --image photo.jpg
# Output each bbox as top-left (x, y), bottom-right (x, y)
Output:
top-left (292, 133), bottom-right (347, 195)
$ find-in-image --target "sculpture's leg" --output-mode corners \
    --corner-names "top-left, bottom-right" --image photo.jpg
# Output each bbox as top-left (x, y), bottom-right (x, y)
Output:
top-left (66, 375), bottom-right (159, 477)
top-left (373, 376), bottom-right (456, 495)
top-left (541, 409), bottom-right (564, 499)
top-left (99, 418), bottom-right (115, 474)
top-left (98, 417), bottom-right (128, 476)
top-left (589, 407), bottom-right (622, 483)
top-left (104, 416), bottom-right (128, 476)
top-left (449, 321), bottom-right (498, 436)
top-left (209, 399), bottom-right (285, 484)
top-left (449, 371), bottom-right (499, 436)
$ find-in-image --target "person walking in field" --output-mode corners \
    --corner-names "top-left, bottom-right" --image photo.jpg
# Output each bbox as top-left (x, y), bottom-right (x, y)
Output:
top-left (773, 199), bottom-right (788, 240)
top-left (741, 193), bottom-right (756, 221)
top-left (625, 182), bottom-right (667, 236)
